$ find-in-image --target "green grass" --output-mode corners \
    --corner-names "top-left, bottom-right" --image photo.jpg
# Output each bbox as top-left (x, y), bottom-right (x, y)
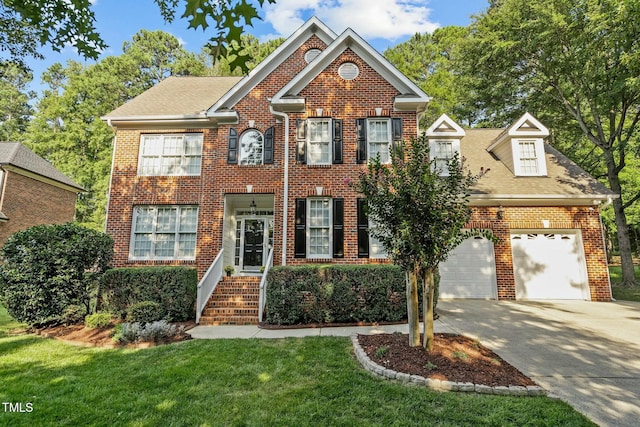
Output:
top-left (609, 266), bottom-right (640, 302)
top-left (0, 306), bottom-right (594, 426)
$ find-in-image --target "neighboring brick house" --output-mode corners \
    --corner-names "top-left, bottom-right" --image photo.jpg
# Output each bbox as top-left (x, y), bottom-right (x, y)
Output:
top-left (102, 18), bottom-right (614, 324)
top-left (0, 142), bottom-right (84, 247)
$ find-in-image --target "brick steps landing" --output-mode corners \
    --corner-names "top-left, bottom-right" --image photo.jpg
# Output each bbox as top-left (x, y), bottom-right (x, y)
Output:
top-left (199, 276), bottom-right (260, 325)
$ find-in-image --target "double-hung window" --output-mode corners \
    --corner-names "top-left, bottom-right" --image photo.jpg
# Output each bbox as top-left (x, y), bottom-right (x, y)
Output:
top-left (139, 133), bottom-right (203, 176)
top-left (433, 140), bottom-right (455, 175)
top-left (307, 198), bottom-right (332, 258)
top-left (307, 119), bottom-right (331, 165)
top-left (367, 119), bottom-right (392, 164)
top-left (368, 219), bottom-right (388, 259)
top-left (517, 140), bottom-right (539, 175)
top-left (131, 206), bottom-right (198, 260)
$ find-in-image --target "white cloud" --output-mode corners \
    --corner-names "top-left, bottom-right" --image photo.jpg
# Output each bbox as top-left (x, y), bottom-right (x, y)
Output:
top-left (263, 0), bottom-right (439, 42)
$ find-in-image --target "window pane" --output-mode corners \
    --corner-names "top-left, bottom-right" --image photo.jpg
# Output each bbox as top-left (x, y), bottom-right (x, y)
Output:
top-left (309, 228), bottom-right (330, 256)
top-left (135, 207), bottom-right (155, 232)
top-left (154, 234), bottom-right (175, 257)
top-left (368, 120), bottom-right (389, 142)
top-left (162, 136), bottom-right (182, 155)
top-left (133, 234), bottom-right (153, 257)
top-left (139, 134), bottom-right (202, 176)
top-left (178, 234), bottom-right (196, 258)
top-left (309, 121), bottom-right (330, 142)
top-left (519, 141), bottom-right (538, 174)
top-left (179, 207), bottom-right (198, 232)
top-left (156, 208), bottom-right (177, 232)
top-left (369, 142), bottom-right (390, 163)
top-left (239, 130), bottom-right (263, 165)
top-left (142, 136), bottom-right (162, 155)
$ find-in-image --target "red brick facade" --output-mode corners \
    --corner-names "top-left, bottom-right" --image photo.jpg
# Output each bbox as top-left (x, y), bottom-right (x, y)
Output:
top-left (105, 23), bottom-right (612, 302)
top-left (0, 171), bottom-right (78, 246)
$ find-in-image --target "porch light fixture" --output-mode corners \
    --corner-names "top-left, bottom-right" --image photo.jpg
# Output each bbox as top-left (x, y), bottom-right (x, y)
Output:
top-left (497, 206), bottom-right (504, 220)
top-left (250, 199), bottom-right (257, 215)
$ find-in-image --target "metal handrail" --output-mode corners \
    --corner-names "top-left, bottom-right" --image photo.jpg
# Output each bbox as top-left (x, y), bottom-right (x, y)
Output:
top-left (258, 246), bottom-right (274, 322)
top-left (196, 248), bottom-right (224, 324)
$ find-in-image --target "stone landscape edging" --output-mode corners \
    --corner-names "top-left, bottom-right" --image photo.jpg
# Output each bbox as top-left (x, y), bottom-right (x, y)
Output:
top-left (351, 334), bottom-right (547, 397)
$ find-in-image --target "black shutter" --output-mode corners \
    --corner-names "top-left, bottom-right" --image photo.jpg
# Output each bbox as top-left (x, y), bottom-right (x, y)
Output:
top-left (228, 128), bottom-right (238, 164)
top-left (391, 118), bottom-right (403, 155)
top-left (332, 198), bottom-right (344, 258)
top-left (296, 119), bottom-right (306, 163)
top-left (332, 119), bottom-right (343, 164)
top-left (294, 199), bottom-right (306, 258)
top-left (264, 126), bottom-right (274, 164)
top-left (356, 118), bottom-right (367, 164)
top-left (357, 198), bottom-right (369, 258)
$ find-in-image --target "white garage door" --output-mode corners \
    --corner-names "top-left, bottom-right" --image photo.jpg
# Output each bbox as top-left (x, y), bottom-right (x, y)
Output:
top-left (511, 232), bottom-right (590, 300)
top-left (439, 236), bottom-right (497, 299)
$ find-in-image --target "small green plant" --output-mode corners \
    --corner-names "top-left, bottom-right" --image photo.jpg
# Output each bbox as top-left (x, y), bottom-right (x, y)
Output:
top-left (127, 301), bottom-right (163, 323)
top-left (374, 346), bottom-right (389, 358)
top-left (85, 312), bottom-right (112, 329)
top-left (425, 361), bottom-right (438, 371)
top-left (492, 358), bottom-right (502, 366)
top-left (113, 320), bottom-right (185, 344)
top-left (63, 305), bottom-right (87, 325)
top-left (224, 265), bottom-right (235, 276)
top-left (451, 351), bottom-right (469, 360)
top-left (471, 339), bottom-right (481, 349)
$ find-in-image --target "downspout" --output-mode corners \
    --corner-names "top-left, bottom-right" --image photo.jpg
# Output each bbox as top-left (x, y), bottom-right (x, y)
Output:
top-left (105, 119), bottom-right (117, 234)
top-left (269, 105), bottom-right (289, 266)
top-left (598, 196), bottom-right (614, 300)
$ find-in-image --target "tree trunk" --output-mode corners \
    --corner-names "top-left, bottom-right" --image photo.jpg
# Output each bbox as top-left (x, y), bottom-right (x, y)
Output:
top-left (406, 268), bottom-right (420, 347)
top-left (422, 267), bottom-right (435, 351)
top-left (605, 150), bottom-right (638, 287)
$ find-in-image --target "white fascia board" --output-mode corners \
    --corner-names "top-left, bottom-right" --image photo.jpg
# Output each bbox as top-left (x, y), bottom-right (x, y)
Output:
top-left (272, 28), bottom-right (430, 110)
top-left (270, 97), bottom-right (306, 112)
top-left (208, 17), bottom-right (337, 114)
top-left (470, 193), bottom-right (616, 206)
top-left (508, 112), bottom-right (549, 137)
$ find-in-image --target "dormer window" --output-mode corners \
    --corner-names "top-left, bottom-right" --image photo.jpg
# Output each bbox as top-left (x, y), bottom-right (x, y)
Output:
top-left (487, 113), bottom-right (549, 177)
top-left (512, 137), bottom-right (547, 176)
top-left (425, 114), bottom-right (465, 176)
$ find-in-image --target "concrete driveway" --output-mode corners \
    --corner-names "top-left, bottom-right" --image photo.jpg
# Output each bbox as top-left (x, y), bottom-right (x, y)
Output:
top-left (436, 299), bottom-right (640, 427)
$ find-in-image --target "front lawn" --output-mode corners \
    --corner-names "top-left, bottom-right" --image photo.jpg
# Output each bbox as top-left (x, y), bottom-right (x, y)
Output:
top-left (0, 305), bottom-right (593, 426)
top-left (609, 266), bottom-right (640, 302)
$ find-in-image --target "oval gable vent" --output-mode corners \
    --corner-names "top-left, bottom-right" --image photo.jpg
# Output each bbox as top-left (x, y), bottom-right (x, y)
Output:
top-left (304, 48), bottom-right (322, 63)
top-left (338, 62), bottom-right (359, 80)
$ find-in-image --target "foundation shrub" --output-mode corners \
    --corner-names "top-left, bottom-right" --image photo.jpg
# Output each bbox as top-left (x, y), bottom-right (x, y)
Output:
top-left (265, 264), bottom-right (409, 325)
top-left (99, 267), bottom-right (197, 321)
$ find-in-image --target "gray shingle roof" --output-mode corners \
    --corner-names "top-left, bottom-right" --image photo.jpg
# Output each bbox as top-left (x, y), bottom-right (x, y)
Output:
top-left (103, 76), bottom-right (243, 118)
top-left (0, 142), bottom-right (84, 191)
top-left (462, 129), bottom-right (613, 201)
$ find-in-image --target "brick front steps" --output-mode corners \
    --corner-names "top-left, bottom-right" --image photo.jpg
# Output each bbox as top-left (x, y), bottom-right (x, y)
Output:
top-left (199, 276), bottom-right (260, 325)
top-left (351, 335), bottom-right (547, 397)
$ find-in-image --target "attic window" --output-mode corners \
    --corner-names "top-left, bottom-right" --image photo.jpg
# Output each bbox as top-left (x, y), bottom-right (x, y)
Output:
top-left (304, 48), bottom-right (322, 63)
top-left (338, 62), bottom-right (359, 80)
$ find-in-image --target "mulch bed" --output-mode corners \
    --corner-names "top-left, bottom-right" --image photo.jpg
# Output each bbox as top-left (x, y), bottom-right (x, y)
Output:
top-left (358, 333), bottom-right (536, 387)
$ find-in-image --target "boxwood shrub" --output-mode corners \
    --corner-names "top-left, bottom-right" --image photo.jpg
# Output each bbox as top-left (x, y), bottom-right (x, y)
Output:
top-left (266, 264), bottom-right (408, 325)
top-left (99, 267), bottom-right (197, 321)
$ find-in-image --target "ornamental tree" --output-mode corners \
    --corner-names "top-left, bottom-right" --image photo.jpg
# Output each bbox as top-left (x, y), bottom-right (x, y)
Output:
top-left (354, 134), bottom-right (488, 350)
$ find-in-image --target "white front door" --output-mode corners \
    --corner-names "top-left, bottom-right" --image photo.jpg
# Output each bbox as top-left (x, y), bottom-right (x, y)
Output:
top-left (439, 236), bottom-right (497, 299)
top-left (511, 231), bottom-right (590, 300)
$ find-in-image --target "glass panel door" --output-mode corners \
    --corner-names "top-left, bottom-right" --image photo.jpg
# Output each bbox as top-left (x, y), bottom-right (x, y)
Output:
top-left (242, 219), bottom-right (265, 270)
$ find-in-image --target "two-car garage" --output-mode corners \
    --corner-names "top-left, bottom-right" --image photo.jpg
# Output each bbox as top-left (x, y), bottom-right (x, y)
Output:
top-left (438, 230), bottom-right (591, 300)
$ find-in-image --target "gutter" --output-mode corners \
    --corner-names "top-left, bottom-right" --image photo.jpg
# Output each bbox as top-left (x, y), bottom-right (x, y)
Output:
top-left (269, 104), bottom-right (290, 266)
top-left (105, 118), bottom-right (117, 233)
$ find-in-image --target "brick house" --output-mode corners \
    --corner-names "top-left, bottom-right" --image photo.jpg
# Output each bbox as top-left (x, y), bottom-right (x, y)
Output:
top-left (102, 18), bottom-right (614, 324)
top-left (0, 142), bottom-right (84, 247)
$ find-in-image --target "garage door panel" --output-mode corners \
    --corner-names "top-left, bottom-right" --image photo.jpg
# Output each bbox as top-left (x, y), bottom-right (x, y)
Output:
top-left (439, 237), bottom-right (497, 299)
top-left (512, 232), bottom-right (589, 300)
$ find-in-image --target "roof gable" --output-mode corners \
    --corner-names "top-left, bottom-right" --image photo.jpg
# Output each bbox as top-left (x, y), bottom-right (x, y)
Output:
top-left (0, 142), bottom-right (84, 192)
top-left (426, 114), bottom-right (465, 138)
top-left (207, 17), bottom-right (338, 118)
top-left (488, 112), bottom-right (550, 151)
top-left (270, 25), bottom-right (429, 112)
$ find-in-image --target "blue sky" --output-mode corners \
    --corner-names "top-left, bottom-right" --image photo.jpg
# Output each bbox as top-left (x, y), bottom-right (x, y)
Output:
top-left (26, 0), bottom-right (489, 93)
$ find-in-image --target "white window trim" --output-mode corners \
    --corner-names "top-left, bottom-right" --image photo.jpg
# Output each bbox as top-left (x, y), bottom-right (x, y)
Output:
top-left (368, 219), bottom-right (388, 259)
top-left (138, 133), bottom-right (203, 176)
top-left (512, 138), bottom-right (547, 176)
top-left (239, 129), bottom-right (264, 165)
top-left (429, 139), bottom-right (461, 176)
top-left (129, 205), bottom-right (199, 261)
top-left (306, 197), bottom-right (332, 259)
top-left (367, 118), bottom-right (392, 164)
top-left (307, 118), bottom-right (332, 165)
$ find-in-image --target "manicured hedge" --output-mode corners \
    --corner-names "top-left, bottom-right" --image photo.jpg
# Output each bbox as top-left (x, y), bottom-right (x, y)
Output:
top-left (265, 264), bottom-right (408, 325)
top-left (99, 267), bottom-right (197, 321)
